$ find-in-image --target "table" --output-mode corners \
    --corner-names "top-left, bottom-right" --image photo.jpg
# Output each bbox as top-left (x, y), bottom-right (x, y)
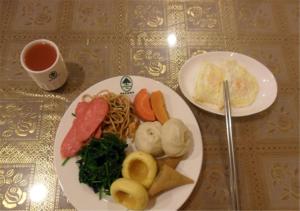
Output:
top-left (0, 0), bottom-right (299, 210)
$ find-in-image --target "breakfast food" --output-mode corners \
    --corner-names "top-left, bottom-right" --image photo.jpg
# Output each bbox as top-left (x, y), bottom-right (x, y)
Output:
top-left (60, 88), bottom-right (195, 210)
top-left (122, 151), bottom-right (158, 188)
top-left (150, 90), bottom-right (169, 124)
top-left (110, 178), bottom-right (149, 210)
top-left (60, 97), bottom-right (109, 157)
top-left (61, 91), bottom-right (140, 158)
top-left (135, 118), bottom-right (192, 158)
top-left (161, 118), bottom-right (191, 157)
top-left (148, 164), bottom-right (193, 197)
top-left (156, 156), bottom-right (183, 169)
top-left (223, 60), bottom-right (259, 107)
top-left (134, 121), bottom-right (163, 157)
top-left (84, 90), bottom-right (139, 140)
top-left (77, 134), bottom-right (127, 196)
top-left (193, 60), bottom-right (259, 109)
top-left (194, 62), bottom-right (224, 108)
top-left (134, 89), bottom-right (156, 121)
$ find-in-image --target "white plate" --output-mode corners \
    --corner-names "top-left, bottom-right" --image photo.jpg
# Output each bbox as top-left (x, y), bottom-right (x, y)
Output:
top-left (54, 76), bottom-right (203, 211)
top-left (178, 51), bottom-right (278, 117)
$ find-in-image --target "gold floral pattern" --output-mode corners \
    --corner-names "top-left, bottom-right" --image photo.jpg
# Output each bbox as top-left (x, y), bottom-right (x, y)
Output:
top-left (268, 106), bottom-right (293, 133)
top-left (236, 2), bottom-right (275, 33)
top-left (203, 169), bottom-right (229, 202)
top-left (21, 3), bottom-right (51, 26)
top-left (129, 2), bottom-right (165, 29)
top-left (129, 32), bottom-right (151, 46)
top-left (0, 0), bottom-right (298, 210)
top-left (71, 48), bottom-right (105, 70)
top-left (18, 0), bottom-right (53, 26)
top-left (191, 49), bottom-right (208, 56)
top-left (194, 109), bottom-right (226, 143)
top-left (10, 0), bottom-right (58, 31)
top-left (0, 169), bottom-right (28, 209)
top-left (284, 3), bottom-right (299, 34)
top-left (72, 0), bottom-right (112, 31)
top-left (185, 2), bottom-right (220, 30)
top-left (246, 47), bottom-right (283, 77)
top-left (132, 49), bottom-right (167, 76)
top-left (270, 163), bottom-right (299, 200)
top-left (189, 47), bottom-right (224, 58)
top-left (68, 45), bottom-right (109, 76)
top-left (2, 43), bottom-right (29, 81)
top-left (79, 8), bottom-right (107, 27)
top-left (0, 102), bottom-right (40, 140)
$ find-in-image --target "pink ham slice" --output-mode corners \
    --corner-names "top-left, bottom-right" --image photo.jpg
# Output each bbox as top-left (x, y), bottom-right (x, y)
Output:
top-left (94, 125), bottom-right (102, 139)
top-left (60, 124), bottom-right (83, 158)
top-left (75, 98), bottom-right (108, 142)
top-left (60, 97), bottom-right (109, 158)
top-left (75, 101), bottom-right (89, 119)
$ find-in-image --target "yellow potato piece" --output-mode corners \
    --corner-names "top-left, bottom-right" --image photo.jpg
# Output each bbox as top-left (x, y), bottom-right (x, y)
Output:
top-left (122, 151), bottom-right (157, 188)
top-left (111, 178), bottom-right (149, 210)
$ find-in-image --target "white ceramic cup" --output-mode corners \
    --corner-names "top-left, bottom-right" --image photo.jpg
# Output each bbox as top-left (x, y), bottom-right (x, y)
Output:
top-left (20, 39), bottom-right (68, 91)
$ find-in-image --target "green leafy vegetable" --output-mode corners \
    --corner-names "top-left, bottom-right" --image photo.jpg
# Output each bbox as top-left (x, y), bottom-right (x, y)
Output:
top-left (77, 133), bottom-right (127, 197)
top-left (61, 157), bottom-right (71, 166)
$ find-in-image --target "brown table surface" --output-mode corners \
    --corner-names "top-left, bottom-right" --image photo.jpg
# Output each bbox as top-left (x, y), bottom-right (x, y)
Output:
top-left (0, 0), bottom-right (299, 210)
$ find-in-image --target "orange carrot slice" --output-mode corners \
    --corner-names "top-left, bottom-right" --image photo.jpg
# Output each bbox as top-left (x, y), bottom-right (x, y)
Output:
top-left (134, 89), bottom-right (156, 121)
top-left (150, 90), bottom-right (169, 124)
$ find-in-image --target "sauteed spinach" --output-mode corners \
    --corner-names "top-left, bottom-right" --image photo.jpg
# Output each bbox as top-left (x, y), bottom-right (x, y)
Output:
top-left (77, 133), bottom-right (127, 198)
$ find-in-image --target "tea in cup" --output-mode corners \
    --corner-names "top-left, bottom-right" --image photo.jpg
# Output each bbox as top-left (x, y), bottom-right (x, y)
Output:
top-left (20, 39), bottom-right (68, 91)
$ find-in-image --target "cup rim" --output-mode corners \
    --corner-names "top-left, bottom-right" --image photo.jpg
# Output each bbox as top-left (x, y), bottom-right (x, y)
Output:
top-left (20, 39), bottom-right (60, 74)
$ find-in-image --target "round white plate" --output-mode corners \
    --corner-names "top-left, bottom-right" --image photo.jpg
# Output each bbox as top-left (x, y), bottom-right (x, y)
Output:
top-left (178, 51), bottom-right (278, 117)
top-left (54, 76), bottom-right (203, 210)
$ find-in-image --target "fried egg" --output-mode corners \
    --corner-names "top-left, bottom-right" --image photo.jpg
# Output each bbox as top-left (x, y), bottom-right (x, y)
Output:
top-left (193, 62), bottom-right (224, 109)
top-left (223, 60), bottom-right (258, 107)
top-left (193, 60), bottom-right (259, 109)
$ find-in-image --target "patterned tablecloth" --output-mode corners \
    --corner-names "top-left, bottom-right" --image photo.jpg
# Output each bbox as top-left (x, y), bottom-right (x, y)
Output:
top-left (0, 0), bottom-right (299, 210)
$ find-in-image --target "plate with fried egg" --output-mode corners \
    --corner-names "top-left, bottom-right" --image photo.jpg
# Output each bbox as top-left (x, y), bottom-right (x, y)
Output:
top-left (178, 51), bottom-right (277, 117)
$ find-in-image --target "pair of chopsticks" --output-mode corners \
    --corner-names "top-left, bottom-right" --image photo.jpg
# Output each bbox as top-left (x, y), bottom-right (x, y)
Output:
top-left (223, 81), bottom-right (240, 210)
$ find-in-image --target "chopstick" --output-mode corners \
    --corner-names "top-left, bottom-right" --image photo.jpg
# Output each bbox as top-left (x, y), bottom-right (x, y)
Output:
top-left (223, 80), bottom-right (240, 211)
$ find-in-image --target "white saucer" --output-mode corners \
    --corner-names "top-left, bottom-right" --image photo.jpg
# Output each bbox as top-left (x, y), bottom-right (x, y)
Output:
top-left (178, 51), bottom-right (278, 117)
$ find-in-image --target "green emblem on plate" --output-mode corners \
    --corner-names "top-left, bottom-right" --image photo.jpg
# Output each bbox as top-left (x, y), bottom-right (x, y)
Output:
top-left (120, 76), bottom-right (133, 92)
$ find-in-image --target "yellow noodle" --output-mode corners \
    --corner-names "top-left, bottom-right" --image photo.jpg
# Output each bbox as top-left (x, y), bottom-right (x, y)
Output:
top-left (82, 90), bottom-right (139, 140)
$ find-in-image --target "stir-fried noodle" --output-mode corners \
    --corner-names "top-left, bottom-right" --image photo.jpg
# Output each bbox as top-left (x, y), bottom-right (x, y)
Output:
top-left (82, 90), bottom-right (139, 140)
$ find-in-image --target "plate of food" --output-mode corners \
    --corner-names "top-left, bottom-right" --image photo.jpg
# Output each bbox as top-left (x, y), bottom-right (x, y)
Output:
top-left (178, 51), bottom-right (278, 117)
top-left (54, 75), bottom-right (203, 210)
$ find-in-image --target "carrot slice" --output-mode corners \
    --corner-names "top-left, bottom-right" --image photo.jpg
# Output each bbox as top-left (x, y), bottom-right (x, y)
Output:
top-left (150, 90), bottom-right (169, 124)
top-left (134, 89), bottom-right (156, 121)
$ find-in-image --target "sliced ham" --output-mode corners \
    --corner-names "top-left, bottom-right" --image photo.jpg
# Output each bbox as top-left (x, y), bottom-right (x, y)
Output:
top-left (75, 98), bottom-right (109, 142)
top-left (75, 101), bottom-right (89, 118)
top-left (60, 97), bottom-right (109, 158)
top-left (60, 124), bottom-right (83, 158)
top-left (94, 125), bottom-right (102, 139)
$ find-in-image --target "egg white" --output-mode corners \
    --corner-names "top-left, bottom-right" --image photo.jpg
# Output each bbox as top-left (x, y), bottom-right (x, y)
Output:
top-left (193, 60), bottom-right (259, 109)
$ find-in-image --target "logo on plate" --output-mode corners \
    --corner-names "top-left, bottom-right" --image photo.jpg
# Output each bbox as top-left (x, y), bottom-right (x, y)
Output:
top-left (120, 76), bottom-right (133, 93)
